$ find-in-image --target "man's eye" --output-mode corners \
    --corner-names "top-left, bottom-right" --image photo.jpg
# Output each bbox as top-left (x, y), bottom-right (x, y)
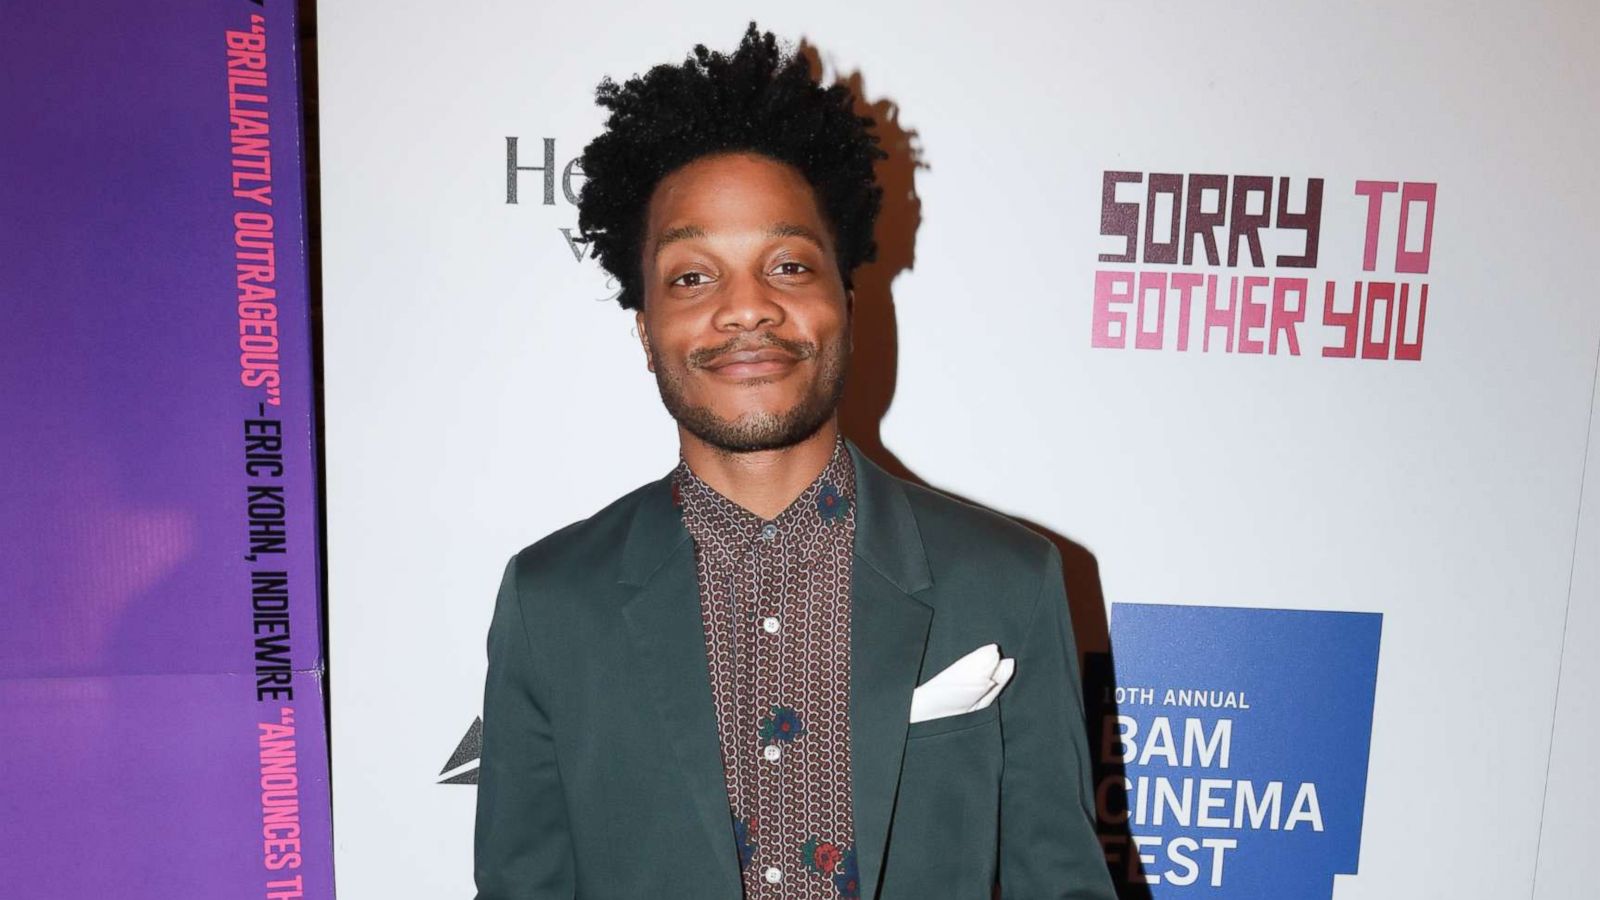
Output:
top-left (772, 261), bottom-right (810, 276)
top-left (671, 271), bottom-right (712, 288)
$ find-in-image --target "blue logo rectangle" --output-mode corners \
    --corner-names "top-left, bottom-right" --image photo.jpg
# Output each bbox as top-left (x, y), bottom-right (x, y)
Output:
top-left (1085, 604), bottom-right (1382, 899)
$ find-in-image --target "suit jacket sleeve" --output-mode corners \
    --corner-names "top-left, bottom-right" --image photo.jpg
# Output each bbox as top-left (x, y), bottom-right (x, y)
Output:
top-left (474, 555), bottom-right (577, 899)
top-left (997, 543), bottom-right (1116, 899)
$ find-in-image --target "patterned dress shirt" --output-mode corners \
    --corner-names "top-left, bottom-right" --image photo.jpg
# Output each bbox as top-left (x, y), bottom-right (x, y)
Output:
top-left (671, 434), bottom-right (860, 899)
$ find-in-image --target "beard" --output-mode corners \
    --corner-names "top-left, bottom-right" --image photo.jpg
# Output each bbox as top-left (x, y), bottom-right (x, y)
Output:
top-left (651, 324), bottom-right (850, 453)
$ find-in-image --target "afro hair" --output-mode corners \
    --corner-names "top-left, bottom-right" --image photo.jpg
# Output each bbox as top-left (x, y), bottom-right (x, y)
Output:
top-left (576, 21), bottom-right (887, 312)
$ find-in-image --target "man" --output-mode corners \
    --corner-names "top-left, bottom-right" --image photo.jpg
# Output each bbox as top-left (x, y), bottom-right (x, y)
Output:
top-left (475, 22), bottom-right (1113, 900)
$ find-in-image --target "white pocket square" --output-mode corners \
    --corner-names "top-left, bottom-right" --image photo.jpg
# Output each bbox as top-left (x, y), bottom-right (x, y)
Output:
top-left (908, 642), bottom-right (1015, 724)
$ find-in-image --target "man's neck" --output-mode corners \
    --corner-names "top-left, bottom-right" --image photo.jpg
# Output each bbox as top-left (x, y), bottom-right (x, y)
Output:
top-left (678, 419), bottom-right (841, 520)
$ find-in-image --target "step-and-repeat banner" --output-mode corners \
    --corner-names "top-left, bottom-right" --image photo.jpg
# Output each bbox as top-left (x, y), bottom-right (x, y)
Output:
top-left (319, 2), bottom-right (1599, 898)
top-left (3, 3), bottom-right (334, 898)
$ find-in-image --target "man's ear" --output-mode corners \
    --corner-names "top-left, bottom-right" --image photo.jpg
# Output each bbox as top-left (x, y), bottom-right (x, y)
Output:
top-left (635, 309), bottom-right (654, 372)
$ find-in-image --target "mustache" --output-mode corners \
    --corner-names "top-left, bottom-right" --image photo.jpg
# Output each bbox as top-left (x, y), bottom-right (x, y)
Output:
top-left (688, 332), bottom-right (816, 369)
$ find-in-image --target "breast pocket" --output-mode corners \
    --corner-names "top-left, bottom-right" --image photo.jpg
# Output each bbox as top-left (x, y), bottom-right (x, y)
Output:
top-left (884, 700), bottom-right (1003, 898)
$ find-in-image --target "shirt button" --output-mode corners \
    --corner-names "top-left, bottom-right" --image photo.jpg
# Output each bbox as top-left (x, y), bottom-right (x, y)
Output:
top-left (760, 522), bottom-right (777, 540)
top-left (761, 616), bottom-right (780, 633)
top-left (763, 744), bottom-right (781, 761)
top-left (763, 866), bottom-right (783, 884)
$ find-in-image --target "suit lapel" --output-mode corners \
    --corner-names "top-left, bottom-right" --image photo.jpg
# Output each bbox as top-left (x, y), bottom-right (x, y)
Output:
top-left (618, 475), bottom-right (743, 899)
top-left (615, 441), bottom-right (935, 900)
top-left (845, 438), bottom-right (934, 899)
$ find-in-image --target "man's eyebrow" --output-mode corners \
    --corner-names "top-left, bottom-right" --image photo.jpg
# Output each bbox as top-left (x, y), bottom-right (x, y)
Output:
top-left (765, 222), bottom-right (827, 251)
top-left (653, 225), bottom-right (706, 261)
top-left (651, 222), bottom-right (827, 261)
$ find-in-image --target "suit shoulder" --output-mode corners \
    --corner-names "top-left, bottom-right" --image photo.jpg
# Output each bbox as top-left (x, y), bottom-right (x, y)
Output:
top-left (506, 475), bottom-right (664, 585)
top-left (899, 477), bottom-right (1056, 574)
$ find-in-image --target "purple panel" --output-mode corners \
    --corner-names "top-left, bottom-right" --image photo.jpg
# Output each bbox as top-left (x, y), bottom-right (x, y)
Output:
top-left (2, 2), bottom-right (333, 897)
top-left (1, 674), bottom-right (334, 898)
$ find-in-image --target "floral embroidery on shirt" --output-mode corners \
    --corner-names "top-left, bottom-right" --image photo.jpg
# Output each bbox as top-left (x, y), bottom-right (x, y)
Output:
top-left (801, 835), bottom-right (844, 876)
top-left (733, 813), bottom-right (758, 871)
top-left (833, 846), bottom-right (860, 898)
top-left (758, 704), bottom-right (805, 743)
top-left (816, 482), bottom-right (848, 521)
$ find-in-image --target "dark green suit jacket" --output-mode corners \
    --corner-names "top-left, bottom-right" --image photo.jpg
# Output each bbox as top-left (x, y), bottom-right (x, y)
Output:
top-left (475, 438), bottom-right (1114, 899)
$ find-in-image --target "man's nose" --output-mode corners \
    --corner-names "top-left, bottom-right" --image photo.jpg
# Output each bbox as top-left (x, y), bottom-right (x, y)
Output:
top-left (713, 269), bottom-right (785, 331)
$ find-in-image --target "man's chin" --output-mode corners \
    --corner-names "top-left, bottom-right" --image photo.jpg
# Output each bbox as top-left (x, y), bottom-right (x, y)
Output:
top-left (674, 404), bottom-right (833, 454)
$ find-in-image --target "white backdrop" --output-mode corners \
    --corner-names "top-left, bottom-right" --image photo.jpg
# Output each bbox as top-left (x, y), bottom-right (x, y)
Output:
top-left (318, 2), bottom-right (1600, 897)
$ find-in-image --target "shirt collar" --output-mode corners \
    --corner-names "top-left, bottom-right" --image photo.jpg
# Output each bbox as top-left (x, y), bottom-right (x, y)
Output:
top-left (671, 433), bottom-right (856, 556)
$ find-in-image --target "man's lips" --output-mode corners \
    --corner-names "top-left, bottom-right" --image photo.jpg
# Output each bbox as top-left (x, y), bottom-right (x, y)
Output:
top-left (700, 347), bottom-right (801, 377)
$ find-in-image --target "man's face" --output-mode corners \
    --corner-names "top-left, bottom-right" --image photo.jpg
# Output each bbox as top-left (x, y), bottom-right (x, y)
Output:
top-left (637, 152), bottom-right (852, 453)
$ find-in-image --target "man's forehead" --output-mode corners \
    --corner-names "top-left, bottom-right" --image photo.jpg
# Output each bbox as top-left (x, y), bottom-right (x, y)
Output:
top-left (647, 152), bottom-right (821, 214)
